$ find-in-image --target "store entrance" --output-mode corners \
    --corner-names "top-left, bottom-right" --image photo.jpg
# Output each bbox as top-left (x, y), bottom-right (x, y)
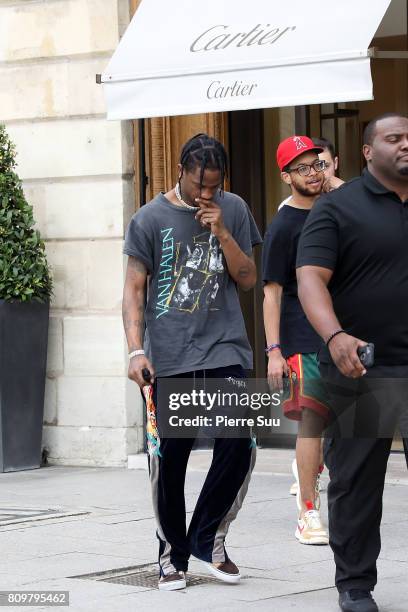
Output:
top-left (228, 110), bottom-right (266, 380)
top-left (227, 1), bottom-right (408, 447)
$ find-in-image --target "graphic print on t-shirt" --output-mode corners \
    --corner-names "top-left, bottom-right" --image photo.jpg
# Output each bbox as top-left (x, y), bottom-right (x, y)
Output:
top-left (156, 228), bottom-right (224, 318)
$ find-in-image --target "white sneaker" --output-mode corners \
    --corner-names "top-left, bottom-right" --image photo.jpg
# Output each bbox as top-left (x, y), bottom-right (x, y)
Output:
top-left (295, 509), bottom-right (329, 545)
top-left (200, 559), bottom-right (241, 584)
top-left (158, 570), bottom-right (186, 591)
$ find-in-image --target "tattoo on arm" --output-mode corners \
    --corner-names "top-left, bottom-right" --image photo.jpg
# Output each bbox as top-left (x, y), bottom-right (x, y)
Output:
top-left (238, 266), bottom-right (250, 278)
top-left (122, 302), bottom-right (144, 331)
top-left (238, 255), bottom-right (255, 278)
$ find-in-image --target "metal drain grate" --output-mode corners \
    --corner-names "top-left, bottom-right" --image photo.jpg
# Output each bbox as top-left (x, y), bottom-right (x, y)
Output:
top-left (0, 508), bottom-right (89, 527)
top-left (70, 562), bottom-right (219, 589)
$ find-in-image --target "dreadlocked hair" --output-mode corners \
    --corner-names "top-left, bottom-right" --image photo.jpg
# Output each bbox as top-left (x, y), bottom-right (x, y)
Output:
top-left (179, 133), bottom-right (228, 194)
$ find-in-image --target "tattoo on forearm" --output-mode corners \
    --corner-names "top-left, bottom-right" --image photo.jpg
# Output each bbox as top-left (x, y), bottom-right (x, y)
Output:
top-left (122, 301), bottom-right (144, 335)
top-left (238, 266), bottom-right (250, 278)
top-left (123, 318), bottom-right (144, 332)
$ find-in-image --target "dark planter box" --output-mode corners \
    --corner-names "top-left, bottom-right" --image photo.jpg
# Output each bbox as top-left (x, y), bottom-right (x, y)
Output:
top-left (0, 300), bottom-right (49, 472)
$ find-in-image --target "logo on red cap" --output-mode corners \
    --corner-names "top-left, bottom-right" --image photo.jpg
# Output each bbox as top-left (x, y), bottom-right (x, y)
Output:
top-left (293, 136), bottom-right (308, 151)
top-left (276, 135), bottom-right (323, 171)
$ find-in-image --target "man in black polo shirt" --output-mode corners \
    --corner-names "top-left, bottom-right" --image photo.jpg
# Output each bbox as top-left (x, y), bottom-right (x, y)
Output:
top-left (296, 113), bottom-right (408, 612)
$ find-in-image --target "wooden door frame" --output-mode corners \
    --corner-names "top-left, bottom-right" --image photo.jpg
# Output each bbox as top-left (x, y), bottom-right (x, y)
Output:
top-left (130, 0), bottom-right (141, 14)
top-left (228, 110), bottom-right (266, 379)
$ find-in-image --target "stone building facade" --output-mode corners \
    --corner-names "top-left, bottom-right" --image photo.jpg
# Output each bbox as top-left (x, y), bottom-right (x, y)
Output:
top-left (0, 0), bottom-right (236, 467)
top-left (1, 0), bottom-right (406, 464)
top-left (0, 0), bottom-right (142, 465)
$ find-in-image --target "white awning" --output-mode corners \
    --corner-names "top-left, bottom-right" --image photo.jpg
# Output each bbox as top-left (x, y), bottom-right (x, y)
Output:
top-left (101, 0), bottom-right (392, 120)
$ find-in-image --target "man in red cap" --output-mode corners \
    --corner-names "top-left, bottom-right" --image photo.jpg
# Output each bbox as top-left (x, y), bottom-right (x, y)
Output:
top-left (262, 135), bottom-right (330, 545)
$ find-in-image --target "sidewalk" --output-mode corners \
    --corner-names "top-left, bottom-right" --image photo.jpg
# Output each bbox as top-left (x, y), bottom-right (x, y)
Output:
top-left (0, 448), bottom-right (407, 611)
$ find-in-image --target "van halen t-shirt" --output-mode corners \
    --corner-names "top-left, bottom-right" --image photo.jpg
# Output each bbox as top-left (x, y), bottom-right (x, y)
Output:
top-left (262, 204), bottom-right (322, 358)
top-left (124, 191), bottom-right (262, 377)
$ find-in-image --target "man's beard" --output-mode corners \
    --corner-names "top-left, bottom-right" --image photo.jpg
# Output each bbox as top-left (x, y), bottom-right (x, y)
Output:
top-left (398, 166), bottom-right (408, 176)
top-left (293, 183), bottom-right (323, 197)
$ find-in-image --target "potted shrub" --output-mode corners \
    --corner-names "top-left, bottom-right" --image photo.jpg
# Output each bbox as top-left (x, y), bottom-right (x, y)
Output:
top-left (0, 125), bottom-right (52, 471)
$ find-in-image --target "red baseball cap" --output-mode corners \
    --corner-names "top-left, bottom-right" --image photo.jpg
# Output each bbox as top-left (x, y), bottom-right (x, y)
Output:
top-left (276, 136), bottom-right (323, 171)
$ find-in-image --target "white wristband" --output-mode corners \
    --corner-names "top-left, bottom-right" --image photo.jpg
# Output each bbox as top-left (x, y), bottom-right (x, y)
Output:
top-left (128, 349), bottom-right (145, 359)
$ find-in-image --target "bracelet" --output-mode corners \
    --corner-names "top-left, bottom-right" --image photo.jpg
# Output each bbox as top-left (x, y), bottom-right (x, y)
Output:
top-left (265, 343), bottom-right (281, 354)
top-left (326, 330), bottom-right (346, 347)
top-left (128, 349), bottom-right (145, 359)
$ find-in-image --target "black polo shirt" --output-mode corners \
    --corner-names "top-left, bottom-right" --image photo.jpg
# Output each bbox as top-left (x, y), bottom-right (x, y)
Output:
top-left (296, 168), bottom-right (408, 366)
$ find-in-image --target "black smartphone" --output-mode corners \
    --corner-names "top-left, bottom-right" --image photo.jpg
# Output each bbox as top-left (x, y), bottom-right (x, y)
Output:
top-left (142, 368), bottom-right (151, 383)
top-left (357, 343), bottom-right (375, 368)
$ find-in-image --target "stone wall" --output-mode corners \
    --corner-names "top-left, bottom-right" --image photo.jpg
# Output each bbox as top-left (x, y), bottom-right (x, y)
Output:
top-left (0, 0), bottom-right (144, 465)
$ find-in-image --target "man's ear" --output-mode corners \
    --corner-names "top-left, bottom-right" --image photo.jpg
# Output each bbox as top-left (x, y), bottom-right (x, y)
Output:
top-left (281, 171), bottom-right (292, 186)
top-left (334, 156), bottom-right (339, 172)
top-left (362, 144), bottom-right (372, 164)
top-left (177, 163), bottom-right (183, 180)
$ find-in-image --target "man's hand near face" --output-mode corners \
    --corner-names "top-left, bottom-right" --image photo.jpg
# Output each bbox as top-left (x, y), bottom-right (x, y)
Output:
top-left (194, 198), bottom-right (228, 239)
top-left (194, 197), bottom-right (256, 291)
top-left (322, 176), bottom-right (344, 193)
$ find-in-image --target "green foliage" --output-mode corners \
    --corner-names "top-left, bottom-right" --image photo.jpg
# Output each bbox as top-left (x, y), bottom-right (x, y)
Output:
top-left (0, 125), bottom-right (52, 302)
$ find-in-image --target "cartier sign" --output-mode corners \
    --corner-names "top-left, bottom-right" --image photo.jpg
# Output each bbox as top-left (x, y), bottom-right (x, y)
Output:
top-left (190, 23), bottom-right (296, 52)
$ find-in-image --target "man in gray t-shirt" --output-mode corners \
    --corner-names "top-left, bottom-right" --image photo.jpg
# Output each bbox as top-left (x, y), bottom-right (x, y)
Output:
top-left (124, 190), bottom-right (259, 377)
top-left (122, 134), bottom-right (261, 591)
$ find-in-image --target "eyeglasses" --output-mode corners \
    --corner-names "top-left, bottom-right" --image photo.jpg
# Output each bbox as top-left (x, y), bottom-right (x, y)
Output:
top-left (287, 160), bottom-right (327, 176)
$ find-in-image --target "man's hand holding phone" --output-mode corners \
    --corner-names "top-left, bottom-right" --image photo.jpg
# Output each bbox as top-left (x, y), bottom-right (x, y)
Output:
top-left (267, 350), bottom-right (289, 393)
top-left (128, 355), bottom-right (155, 388)
top-left (328, 332), bottom-right (374, 378)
